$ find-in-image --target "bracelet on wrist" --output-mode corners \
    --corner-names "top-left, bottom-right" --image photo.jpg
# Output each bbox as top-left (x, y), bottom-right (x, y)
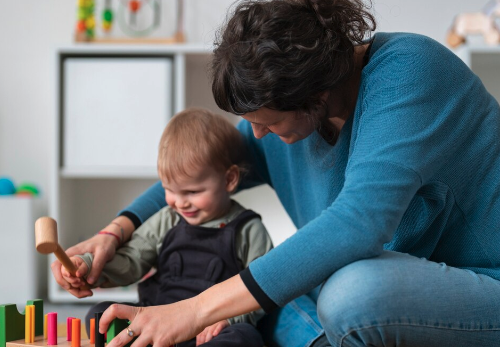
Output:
top-left (110, 221), bottom-right (125, 242)
top-left (97, 231), bottom-right (121, 246)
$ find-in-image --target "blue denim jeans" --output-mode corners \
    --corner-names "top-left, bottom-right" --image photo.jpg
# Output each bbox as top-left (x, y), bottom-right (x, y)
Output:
top-left (258, 251), bottom-right (500, 347)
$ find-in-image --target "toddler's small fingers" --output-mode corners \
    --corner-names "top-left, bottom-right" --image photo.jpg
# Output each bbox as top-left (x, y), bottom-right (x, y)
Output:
top-left (204, 331), bottom-right (214, 344)
top-left (213, 325), bottom-right (223, 336)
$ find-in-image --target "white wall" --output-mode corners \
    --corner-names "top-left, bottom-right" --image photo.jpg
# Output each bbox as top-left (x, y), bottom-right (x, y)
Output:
top-left (0, 0), bottom-right (487, 219)
top-left (372, 0), bottom-right (479, 39)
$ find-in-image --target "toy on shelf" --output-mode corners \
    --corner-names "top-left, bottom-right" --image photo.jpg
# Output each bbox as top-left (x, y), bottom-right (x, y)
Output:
top-left (102, 0), bottom-right (114, 32)
top-left (1, 299), bottom-right (135, 347)
top-left (74, 0), bottom-right (185, 44)
top-left (75, 0), bottom-right (96, 41)
top-left (15, 184), bottom-right (39, 197)
top-left (0, 177), bottom-right (16, 195)
top-left (447, 0), bottom-right (500, 48)
top-left (118, 0), bottom-right (160, 37)
top-left (0, 178), bottom-right (39, 197)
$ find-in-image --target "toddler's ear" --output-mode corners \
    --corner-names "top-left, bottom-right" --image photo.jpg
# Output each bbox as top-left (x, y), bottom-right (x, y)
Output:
top-left (225, 165), bottom-right (240, 193)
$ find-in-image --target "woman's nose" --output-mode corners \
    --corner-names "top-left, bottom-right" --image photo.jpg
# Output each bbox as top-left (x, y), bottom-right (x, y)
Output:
top-left (251, 123), bottom-right (270, 139)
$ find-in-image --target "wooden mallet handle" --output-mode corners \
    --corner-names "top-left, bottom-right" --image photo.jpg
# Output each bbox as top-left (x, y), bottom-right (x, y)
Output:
top-left (35, 217), bottom-right (91, 291)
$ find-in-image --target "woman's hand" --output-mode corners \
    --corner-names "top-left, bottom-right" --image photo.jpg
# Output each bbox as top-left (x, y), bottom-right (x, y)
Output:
top-left (99, 275), bottom-right (261, 347)
top-left (50, 233), bottom-right (114, 297)
top-left (100, 300), bottom-right (203, 347)
top-left (196, 320), bottom-right (230, 345)
top-left (51, 233), bottom-right (117, 297)
top-left (50, 217), bottom-right (135, 297)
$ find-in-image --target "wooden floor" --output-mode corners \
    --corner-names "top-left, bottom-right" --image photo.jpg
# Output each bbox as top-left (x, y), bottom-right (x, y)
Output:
top-left (6, 325), bottom-right (90, 347)
top-left (7, 337), bottom-right (92, 347)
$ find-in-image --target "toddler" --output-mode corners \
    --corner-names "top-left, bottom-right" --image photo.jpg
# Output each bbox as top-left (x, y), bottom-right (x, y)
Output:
top-left (60, 108), bottom-right (273, 347)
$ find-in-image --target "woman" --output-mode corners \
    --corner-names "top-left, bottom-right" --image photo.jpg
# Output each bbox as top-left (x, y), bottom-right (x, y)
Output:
top-left (52, 0), bottom-right (500, 346)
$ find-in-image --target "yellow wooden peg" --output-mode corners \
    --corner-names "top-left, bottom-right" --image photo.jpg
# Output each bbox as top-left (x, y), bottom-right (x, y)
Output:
top-left (24, 306), bottom-right (34, 343)
top-left (44, 314), bottom-right (48, 340)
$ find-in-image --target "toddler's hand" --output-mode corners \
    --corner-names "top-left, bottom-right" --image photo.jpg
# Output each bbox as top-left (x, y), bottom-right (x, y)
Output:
top-left (195, 320), bottom-right (230, 345)
top-left (60, 256), bottom-right (90, 290)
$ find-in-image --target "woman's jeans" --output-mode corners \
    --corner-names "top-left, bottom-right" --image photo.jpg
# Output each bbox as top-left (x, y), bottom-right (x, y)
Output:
top-left (257, 251), bottom-right (500, 347)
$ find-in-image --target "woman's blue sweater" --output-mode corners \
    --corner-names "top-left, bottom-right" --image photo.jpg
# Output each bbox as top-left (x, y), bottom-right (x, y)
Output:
top-left (121, 33), bottom-right (500, 308)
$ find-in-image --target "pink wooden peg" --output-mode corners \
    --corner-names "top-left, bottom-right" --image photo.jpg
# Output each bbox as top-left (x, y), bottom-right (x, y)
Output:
top-left (47, 312), bottom-right (58, 345)
top-left (67, 317), bottom-right (75, 341)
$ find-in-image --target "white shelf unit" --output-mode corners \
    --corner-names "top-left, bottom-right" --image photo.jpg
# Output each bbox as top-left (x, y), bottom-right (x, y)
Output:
top-left (454, 45), bottom-right (500, 102)
top-left (50, 44), bottom-right (216, 303)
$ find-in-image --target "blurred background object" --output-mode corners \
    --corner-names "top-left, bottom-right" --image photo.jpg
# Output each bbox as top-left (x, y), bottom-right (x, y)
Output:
top-left (74, 0), bottom-right (185, 43)
top-left (447, 0), bottom-right (500, 48)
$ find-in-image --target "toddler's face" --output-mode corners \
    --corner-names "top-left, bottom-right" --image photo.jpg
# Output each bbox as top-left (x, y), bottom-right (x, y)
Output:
top-left (162, 167), bottom-right (233, 225)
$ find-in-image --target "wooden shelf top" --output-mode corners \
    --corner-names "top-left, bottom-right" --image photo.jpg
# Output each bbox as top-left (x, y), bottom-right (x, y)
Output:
top-left (57, 42), bottom-right (213, 55)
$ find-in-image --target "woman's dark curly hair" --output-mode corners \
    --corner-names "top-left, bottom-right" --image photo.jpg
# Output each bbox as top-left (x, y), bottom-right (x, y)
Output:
top-left (211, 0), bottom-right (376, 119)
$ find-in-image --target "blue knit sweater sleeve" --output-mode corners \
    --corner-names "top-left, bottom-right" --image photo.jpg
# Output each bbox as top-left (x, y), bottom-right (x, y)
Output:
top-left (118, 180), bottom-right (166, 227)
top-left (248, 33), bottom-right (489, 306)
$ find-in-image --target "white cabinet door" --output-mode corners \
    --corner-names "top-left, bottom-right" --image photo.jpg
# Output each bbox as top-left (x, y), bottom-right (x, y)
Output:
top-left (63, 57), bottom-right (173, 177)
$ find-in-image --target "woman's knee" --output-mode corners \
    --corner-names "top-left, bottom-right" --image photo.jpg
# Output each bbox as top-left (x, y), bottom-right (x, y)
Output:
top-left (316, 252), bottom-right (417, 338)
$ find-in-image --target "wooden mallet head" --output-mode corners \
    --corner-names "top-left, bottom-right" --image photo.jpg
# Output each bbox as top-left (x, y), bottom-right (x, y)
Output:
top-left (35, 217), bottom-right (59, 254)
top-left (35, 217), bottom-right (91, 291)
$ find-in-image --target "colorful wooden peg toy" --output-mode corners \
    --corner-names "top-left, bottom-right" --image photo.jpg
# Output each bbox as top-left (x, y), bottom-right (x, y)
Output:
top-left (1, 299), bottom-right (136, 347)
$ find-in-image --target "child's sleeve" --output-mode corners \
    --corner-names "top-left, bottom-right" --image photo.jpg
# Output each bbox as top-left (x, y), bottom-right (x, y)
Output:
top-left (83, 207), bottom-right (177, 288)
top-left (228, 216), bottom-right (274, 326)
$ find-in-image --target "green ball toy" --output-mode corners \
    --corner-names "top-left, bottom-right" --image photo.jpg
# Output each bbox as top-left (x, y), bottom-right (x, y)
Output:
top-left (16, 183), bottom-right (39, 197)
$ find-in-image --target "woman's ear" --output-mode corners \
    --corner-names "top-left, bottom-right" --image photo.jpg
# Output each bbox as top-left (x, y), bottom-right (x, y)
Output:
top-left (225, 165), bottom-right (240, 193)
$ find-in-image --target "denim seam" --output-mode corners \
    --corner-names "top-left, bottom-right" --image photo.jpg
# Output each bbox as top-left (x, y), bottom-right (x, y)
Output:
top-left (289, 301), bottom-right (324, 334)
top-left (340, 322), bottom-right (500, 345)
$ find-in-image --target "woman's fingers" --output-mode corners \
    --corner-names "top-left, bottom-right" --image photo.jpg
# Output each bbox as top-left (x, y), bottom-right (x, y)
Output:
top-left (102, 307), bottom-right (161, 347)
top-left (64, 234), bottom-right (117, 284)
top-left (65, 241), bottom-right (91, 257)
top-left (67, 286), bottom-right (93, 298)
top-left (100, 301), bottom-right (202, 347)
top-left (106, 324), bottom-right (146, 347)
top-left (130, 333), bottom-right (154, 347)
top-left (99, 304), bottom-right (140, 334)
top-left (87, 247), bottom-right (109, 284)
top-left (51, 260), bottom-right (71, 290)
top-left (51, 260), bottom-right (91, 297)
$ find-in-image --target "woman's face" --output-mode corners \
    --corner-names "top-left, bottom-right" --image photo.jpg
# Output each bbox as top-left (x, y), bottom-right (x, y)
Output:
top-left (241, 108), bottom-right (319, 144)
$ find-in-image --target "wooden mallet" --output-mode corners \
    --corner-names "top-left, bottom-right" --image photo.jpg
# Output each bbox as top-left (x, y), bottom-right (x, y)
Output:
top-left (35, 216), bottom-right (91, 291)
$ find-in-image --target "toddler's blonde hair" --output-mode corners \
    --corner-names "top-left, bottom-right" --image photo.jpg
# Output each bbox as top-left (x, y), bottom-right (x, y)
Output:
top-left (158, 107), bottom-right (246, 183)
